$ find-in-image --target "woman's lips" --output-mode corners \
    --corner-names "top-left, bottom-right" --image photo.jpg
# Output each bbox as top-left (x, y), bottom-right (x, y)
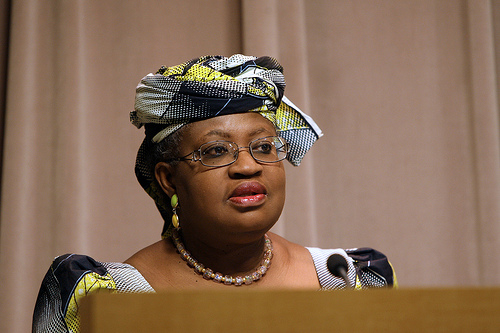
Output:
top-left (228, 182), bottom-right (267, 206)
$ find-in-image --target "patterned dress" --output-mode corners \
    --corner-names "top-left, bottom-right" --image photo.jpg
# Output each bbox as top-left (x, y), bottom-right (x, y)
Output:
top-left (32, 247), bottom-right (396, 333)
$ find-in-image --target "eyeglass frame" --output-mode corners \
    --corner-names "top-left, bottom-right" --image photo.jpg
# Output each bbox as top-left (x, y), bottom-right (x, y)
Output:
top-left (166, 135), bottom-right (290, 167)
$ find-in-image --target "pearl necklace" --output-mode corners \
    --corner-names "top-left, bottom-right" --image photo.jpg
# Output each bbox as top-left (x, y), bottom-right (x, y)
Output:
top-left (171, 230), bottom-right (273, 286)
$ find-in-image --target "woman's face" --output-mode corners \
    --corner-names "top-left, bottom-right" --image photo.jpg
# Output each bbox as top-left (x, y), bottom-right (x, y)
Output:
top-left (159, 112), bottom-right (286, 245)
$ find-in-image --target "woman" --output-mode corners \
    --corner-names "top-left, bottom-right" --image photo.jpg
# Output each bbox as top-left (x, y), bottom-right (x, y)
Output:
top-left (33, 54), bottom-right (396, 332)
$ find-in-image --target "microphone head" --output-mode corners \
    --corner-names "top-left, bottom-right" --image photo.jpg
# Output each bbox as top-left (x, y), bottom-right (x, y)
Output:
top-left (327, 254), bottom-right (349, 278)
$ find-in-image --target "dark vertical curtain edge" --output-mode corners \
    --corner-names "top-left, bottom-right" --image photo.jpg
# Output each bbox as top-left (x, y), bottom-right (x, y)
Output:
top-left (0, 0), bottom-right (12, 221)
top-left (492, 1), bottom-right (500, 138)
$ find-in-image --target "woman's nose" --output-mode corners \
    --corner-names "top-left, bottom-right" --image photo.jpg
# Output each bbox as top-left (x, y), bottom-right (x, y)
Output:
top-left (228, 148), bottom-right (263, 177)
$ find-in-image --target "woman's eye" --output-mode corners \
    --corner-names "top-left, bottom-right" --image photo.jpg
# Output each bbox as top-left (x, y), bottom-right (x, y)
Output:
top-left (203, 144), bottom-right (229, 158)
top-left (253, 142), bottom-right (274, 154)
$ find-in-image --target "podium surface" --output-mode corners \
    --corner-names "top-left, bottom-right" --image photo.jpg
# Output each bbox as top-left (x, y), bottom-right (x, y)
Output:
top-left (81, 288), bottom-right (500, 332)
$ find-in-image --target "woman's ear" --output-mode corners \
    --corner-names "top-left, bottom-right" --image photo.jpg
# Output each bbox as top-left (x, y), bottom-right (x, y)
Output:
top-left (155, 162), bottom-right (176, 197)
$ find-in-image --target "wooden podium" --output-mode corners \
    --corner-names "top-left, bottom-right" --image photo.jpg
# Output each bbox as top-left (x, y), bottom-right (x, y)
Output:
top-left (80, 288), bottom-right (500, 332)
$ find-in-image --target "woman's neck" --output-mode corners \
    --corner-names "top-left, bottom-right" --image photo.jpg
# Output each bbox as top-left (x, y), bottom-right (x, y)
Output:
top-left (177, 230), bottom-right (268, 276)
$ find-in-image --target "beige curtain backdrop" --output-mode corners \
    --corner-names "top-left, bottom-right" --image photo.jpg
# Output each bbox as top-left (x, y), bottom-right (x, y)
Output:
top-left (1, 1), bottom-right (500, 332)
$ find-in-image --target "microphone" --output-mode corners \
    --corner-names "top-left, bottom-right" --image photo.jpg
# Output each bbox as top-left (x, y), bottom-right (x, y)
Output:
top-left (327, 254), bottom-right (352, 289)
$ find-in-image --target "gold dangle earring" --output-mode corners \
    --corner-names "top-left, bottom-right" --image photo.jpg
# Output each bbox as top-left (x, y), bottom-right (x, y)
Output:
top-left (171, 194), bottom-right (180, 230)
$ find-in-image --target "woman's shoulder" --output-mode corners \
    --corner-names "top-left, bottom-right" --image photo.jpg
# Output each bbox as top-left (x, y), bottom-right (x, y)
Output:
top-left (45, 254), bottom-right (116, 299)
top-left (343, 247), bottom-right (397, 287)
top-left (49, 253), bottom-right (108, 277)
top-left (33, 254), bottom-right (153, 333)
top-left (46, 253), bottom-right (154, 292)
top-left (306, 246), bottom-right (397, 290)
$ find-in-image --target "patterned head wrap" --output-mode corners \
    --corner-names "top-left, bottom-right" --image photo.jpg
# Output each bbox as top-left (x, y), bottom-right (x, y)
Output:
top-left (130, 54), bottom-right (322, 236)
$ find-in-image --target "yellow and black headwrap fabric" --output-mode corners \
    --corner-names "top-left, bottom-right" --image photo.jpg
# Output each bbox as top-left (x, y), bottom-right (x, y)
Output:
top-left (130, 54), bottom-right (323, 235)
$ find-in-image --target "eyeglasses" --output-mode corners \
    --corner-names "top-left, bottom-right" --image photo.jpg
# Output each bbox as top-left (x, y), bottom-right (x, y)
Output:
top-left (169, 136), bottom-right (289, 167)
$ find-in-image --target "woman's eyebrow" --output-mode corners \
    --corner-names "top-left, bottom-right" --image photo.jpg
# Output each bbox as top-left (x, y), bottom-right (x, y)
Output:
top-left (202, 127), bottom-right (272, 139)
top-left (248, 127), bottom-right (273, 137)
top-left (202, 129), bottom-right (231, 139)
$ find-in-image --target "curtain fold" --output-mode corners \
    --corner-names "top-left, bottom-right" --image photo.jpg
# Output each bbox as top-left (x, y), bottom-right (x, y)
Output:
top-left (0, 2), bottom-right (58, 332)
top-left (465, 0), bottom-right (500, 284)
top-left (0, 0), bottom-right (10, 188)
top-left (1, 1), bottom-right (500, 332)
